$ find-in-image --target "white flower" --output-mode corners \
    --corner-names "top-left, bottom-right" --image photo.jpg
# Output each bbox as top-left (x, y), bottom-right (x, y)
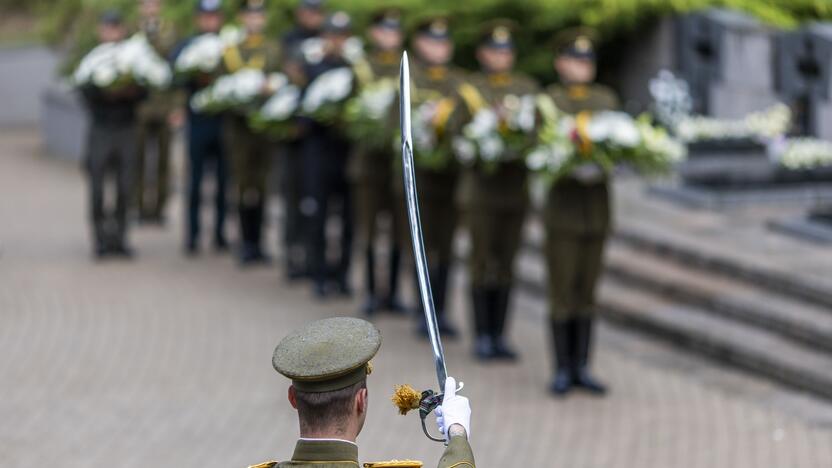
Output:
top-left (92, 65), bottom-right (118, 87)
top-left (175, 33), bottom-right (224, 73)
top-left (220, 25), bottom-right (244, 47)
top-left (302, 67), bottom-right (354, 113)
top-left (479, 136), bottom-right (505, 161)
top-left (674, 103), bottom-right (792, 143)
top-left (342, 37), bottom-right (365, 64)
top-left (774, 137), bottom-right (832, 170)
top-left (588, 111), bottom-right (641, 148)
top-left (453, 137), bottom-right (476, 165)
top-left (356, 81), bottom-right (396, 120)
top-left (526, 148), bottom-right (549, 171)
top-left (261, 85), bottom-right (300, 121)
top-left (464, 109), bottom-right (498, 140)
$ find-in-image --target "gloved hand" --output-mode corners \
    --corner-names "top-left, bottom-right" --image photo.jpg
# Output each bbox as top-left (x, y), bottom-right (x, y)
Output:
top-left (435, 376), bottom-right (471, 440)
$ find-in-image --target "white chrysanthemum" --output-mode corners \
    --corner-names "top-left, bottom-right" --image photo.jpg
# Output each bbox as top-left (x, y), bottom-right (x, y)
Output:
top-left (261, 85), bottom-right (300, 120)
top-left (357, 81), bottom-right (396, 120)
top-left (526, 148), bottom-right (549, 171)
top-left (479, 136), bottom-right (504, 161)
top-left (774, 137), bottom-right (832, 170)
top-left (302, 67), bottom-right (354, 113)
top-left (588, 111), bottom-right (640, 147)
top-left (342, 37), bottom-right (365, 64)
top-left (91, 66), bottom-right (118, 87)
top-left (265, 73), bottom-right (288, 94)
top-left (175, 33), bottom-right (224, 73)
top-left (464, 109), bottom-right (499, 140)
top-left (453, 137), bottom-right (477, 165)
top-left (74, 42), bottom-right (119, 84)
top-left (220, 25), bottom-right (244, 47)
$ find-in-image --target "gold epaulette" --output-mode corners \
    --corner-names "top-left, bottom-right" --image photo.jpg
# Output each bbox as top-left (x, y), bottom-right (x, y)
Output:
top-left (457, 83), bottom-right (486, 114)
top-left (363, 460), bottom-right (423, 468)
top-left (247, 461), bottom-right (279, 468)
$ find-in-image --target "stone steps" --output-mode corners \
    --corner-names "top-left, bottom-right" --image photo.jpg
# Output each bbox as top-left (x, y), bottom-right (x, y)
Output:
top-left (515, 225), bottom-right (832, 400)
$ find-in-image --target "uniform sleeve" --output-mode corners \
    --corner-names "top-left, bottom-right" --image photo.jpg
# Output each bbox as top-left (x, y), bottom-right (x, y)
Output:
top-left (437, 435), bottom-right (475, 468)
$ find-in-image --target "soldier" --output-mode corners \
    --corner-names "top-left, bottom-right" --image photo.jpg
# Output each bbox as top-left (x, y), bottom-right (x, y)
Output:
top-left (544, 28), bottom-right (615, 396)
top-left (298, 12), bottom-right (354, 298)
top-left (79, 10), bottom-right (148, 259)
top-left (401, 16), bottom-right (467, 338)
top-left (222, 0), bottom-right (282, 265)
top-left (174, 0), bottom-right (229, 256)
top-left (278, 0), bottom-right (325, 280)
top-left (348, 9), bottom-right (406, 316)
top-left (135, 0), bottom-right (177, 224)
top-left (459, 21), bottom-right (539, 361)
top-left (252, 316), bottom-right (475, 468)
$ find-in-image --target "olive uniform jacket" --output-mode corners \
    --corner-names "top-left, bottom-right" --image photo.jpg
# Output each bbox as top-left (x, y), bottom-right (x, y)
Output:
top-left (249, 436), bottom-right (475, 468)
top-left (456, 71), bottom-right (540, 212)
top-left (137, 19), bottom-right (178, 122)
top-left (545, 83), bottom-right (619, 236)
top-left (346, 49), bottom-right (402, 185)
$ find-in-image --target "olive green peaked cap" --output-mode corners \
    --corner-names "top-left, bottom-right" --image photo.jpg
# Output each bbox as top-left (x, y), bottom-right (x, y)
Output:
top-left (273, 317), bottom-right (381, 393)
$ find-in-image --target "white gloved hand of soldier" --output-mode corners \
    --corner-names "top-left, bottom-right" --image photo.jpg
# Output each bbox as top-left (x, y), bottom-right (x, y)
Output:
top-left (435, 376), bottom-right (471, 440)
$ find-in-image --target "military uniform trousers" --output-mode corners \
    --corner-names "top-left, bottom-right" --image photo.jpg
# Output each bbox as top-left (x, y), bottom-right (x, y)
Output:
top-left (225, 115), bottom-right (271, 252)
top-left (187, 112), bottom-right (228, 246)
top-left (396, 168), bottom-right (459, 314)
top-left (84, 124), bottom-right (138, 248)
top-left (136, 117), bottom-right (172, 219)
top-left (300, 127), bottom-right (353, 286)
top-left (351, 149), bottom-right (397, 247)
top-left (543, 178), bottom-right (611, 321)
top-left (279, 140), bottom-right (305, 269)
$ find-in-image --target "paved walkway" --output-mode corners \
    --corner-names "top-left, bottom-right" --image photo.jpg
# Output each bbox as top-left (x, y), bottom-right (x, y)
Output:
top-left (2, 129), bottom-right (832, 468)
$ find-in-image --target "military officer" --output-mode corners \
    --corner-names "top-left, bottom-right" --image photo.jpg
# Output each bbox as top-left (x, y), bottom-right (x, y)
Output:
top-left (400, 16), bottom-right (467, 338)
top-left (222, 0), bottom-right (282, 265)
top-left (279, 0), bottom-right (326, 279)
top-left (459, 21), bottom-right (539, 361)
top-left (135, 0), bottom-right (177, 224)
top-left (348, 9), bottom-right (406, 316)
top-left (251, 316), bottom-right (475, 468)
top-left (80, 10), bottom-right (148, 259)
top-left (298, 12), bottom-right (355, 298)
top-left (174, 0), bottom-right (229, 256)
top-left (544, 28), bottom-right (616, 396)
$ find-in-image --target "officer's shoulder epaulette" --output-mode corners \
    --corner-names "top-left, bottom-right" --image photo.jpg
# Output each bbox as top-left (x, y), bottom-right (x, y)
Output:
top-left (363, 460), bottom-right (423, 468)
top-left (247, 461), bottom-right (279, 468)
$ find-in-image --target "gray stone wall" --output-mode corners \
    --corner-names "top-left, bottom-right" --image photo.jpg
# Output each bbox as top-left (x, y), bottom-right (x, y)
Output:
top-left (0, 45), bottom-right (59, 126)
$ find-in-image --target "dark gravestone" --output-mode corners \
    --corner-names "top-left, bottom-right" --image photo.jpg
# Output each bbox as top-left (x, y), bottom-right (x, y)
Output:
top-left (777, 23), bottom-right (832, 140)
top-left (676, 9), bottom-right (779, 118)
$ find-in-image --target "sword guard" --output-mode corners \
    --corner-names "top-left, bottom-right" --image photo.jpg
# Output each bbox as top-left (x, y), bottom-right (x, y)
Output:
top-left (418, 390), bottom-right (446, 443)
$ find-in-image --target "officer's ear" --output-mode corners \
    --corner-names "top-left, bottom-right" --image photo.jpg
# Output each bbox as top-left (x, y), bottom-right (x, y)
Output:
top-left (354, 387), bottom-right (368, 416)
top-left (288, 385), bottom-right (299, 409)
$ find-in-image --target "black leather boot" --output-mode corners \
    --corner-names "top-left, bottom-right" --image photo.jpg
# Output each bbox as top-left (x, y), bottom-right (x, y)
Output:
top-left (549, 320), bottom-right (573, 396)
top-left (491, 287), bottom-right (518, 360)
top-left (472, 287), bottom-right (496, 360)
top-left (361, 247), bottom-right (379, 316)
top-left (572, 317), bottom-right (607, 395)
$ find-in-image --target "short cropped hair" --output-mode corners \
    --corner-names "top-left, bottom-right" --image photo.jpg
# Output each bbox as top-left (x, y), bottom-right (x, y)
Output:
top-left (294, 379), bottom-right (366, 433)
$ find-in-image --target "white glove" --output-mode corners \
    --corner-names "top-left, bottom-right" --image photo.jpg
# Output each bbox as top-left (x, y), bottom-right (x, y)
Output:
top-left (435, 376), bottom-right (471, 440)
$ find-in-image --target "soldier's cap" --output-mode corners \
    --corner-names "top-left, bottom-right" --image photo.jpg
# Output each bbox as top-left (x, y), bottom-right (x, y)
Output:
top-left (273, 317), bottom-right (381, 393)
top-left (298, 0), bottom-right (324, 11)
top-left (241, 0), bottom-right (266, 13)
top-left (323, 11), bottom-right (352, 35)
top-left (552, 27), bottom-right (598, 60)
top-left (196, 0), bottom-right (222, 13)
top-left (99, 9), bottom-right (124, 25)
top-left (370, 8), bottom-right (402, 31)
top-left (413, 16), bottom-right (450, 41)
top-left (478, 19), bottom-right (517, 50)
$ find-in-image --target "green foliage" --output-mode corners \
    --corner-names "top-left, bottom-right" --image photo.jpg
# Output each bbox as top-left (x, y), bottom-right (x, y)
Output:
top-left (27, 0), bottom-right (832, 79)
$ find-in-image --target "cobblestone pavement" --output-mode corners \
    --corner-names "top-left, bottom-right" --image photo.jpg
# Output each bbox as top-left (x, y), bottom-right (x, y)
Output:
top-left (2, 129), bottom-right (832, 468)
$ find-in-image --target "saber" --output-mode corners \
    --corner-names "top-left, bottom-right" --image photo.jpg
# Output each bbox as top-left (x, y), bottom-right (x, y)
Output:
top-left (400, 52), bottom-right (448, 390)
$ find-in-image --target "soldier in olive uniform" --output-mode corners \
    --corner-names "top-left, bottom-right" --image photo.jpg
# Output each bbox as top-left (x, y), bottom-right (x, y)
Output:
top-left (249, 317), bottom-right (475, 468)
top-left (400, 16), bottom-right (467, 338)
top-left (545, 29), bottom-right (615, 396)
top-left (80, 11), bottom-right (148, 259)
top-left (135, 0), bottom-right (177, 224)
top-left (348, 9), bottom-right (406, 316)
top-left (459, 22), bottom-right (539, 361)
top-left (222, 0), bottom-right (282, 265)
top-left (279, 0), bottom-right (326, 279)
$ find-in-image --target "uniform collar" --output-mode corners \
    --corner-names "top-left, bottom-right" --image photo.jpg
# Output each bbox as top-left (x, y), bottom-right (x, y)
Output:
top-left (426, 65), bottom-right (447, 81)
top-left (374, 49), bottom-right (399, 65)
top-left (567, 84), bottom-right (590, 100)
top-left (291, 439), bottom-right (359, 465)
top-left (488, 72), bottom-right (512, 87)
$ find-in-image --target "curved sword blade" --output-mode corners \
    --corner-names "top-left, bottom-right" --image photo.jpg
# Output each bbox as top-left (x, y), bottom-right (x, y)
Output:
top-left (399, 51), bottom-right (448, 390)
